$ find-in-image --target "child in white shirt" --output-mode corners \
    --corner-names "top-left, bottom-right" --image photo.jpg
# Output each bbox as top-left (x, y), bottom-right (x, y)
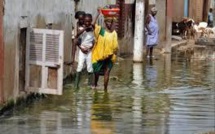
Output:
top-left (74, 13), bottom-right (94, 89)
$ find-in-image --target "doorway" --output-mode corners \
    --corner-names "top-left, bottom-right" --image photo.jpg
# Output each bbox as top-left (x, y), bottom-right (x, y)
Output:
top-left (19, 28), bottom-right (27, 92)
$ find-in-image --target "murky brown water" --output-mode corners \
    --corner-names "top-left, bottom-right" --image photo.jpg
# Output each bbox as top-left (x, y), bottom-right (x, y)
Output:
top-left (0, 55), bottom-right (214, 134)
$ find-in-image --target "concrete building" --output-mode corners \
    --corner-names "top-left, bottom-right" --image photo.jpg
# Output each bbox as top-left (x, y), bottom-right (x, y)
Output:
top-left (0, 0), bottom-right (117, 106)
top-left (0, 0), bottom-right (177, 106)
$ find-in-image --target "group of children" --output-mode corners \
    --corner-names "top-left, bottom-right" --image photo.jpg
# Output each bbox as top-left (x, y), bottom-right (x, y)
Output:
top-left (69, 8), bottom-right (119, 92)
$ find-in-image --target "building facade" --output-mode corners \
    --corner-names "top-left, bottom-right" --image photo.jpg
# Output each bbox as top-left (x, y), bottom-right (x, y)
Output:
top-left (0, 0), bottom-right (173, 106)
top-left (1, 0), bottom-right (118, 105)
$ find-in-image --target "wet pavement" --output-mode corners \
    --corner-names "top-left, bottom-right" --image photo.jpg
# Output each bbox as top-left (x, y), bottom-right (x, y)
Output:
top-left (0, 55), bottom-right (214, 134)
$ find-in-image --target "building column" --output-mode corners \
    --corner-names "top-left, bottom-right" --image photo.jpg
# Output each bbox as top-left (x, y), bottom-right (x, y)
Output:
top-left (133, 0), bottom-right (145, 62)
top-left (0, 0), bottom-right (4, 103)
top-left (165, 0), bottom-right (173, 53)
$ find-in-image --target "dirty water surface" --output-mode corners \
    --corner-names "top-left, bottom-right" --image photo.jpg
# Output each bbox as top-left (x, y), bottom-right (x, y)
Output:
top-left (0, 55), bottom-right (214, 134)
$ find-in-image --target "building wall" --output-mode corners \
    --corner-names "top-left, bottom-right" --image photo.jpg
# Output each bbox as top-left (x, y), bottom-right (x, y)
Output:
top-left (2, 0), bottom-right (116, 103)
top-left (0, 0), bottom-right (4, 103)
top-left (156, 0), bottom-right (167, 42)
top-left (77, 0), bottom-right (115, 16)
top-left (3, 0), bottom-right (75, 101)
top-left (172, 0), bottom-right (211, 22)
top-left (210, 0), bottom-right (214, 8)
top-left (189, 0), bottom-right (204, 22)
top-left (118, 2), bottom-right (135, 54)
top-left (172, 0), bottom-right (184, 22)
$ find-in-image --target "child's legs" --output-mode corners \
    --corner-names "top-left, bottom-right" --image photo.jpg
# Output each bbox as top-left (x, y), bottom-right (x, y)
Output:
top-left (76, 51), bottom-right (86, 72)
top-left (86, 51), bottom-right (93, 73)
top-left (104, 64), bottom-right (111, 92)
top-left (93, 73), bottom-right (99, 87)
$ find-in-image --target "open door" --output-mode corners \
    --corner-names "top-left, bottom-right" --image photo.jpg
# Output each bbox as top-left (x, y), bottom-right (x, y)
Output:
top-left (25, 28), bottom-right (64, 95)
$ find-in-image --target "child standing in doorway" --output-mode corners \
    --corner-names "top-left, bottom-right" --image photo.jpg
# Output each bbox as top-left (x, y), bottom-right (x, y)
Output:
top-left (74, 13), bottom-right (95, 89)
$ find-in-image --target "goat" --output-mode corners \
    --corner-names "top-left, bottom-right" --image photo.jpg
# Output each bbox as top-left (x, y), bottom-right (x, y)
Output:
top-left (172, 18), bottom-right (195, 39)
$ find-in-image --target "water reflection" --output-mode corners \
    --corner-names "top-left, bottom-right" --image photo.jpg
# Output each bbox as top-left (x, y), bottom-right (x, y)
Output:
top-left (164, 54), bottom-right (172, 86)
top-left (0, 56), bottom-right (214, 134)
top-left (91, 92), bottom-right (115, 134)
top-left (145, 58), bottom-right (158, 89)
top-left (132, 63), bottom-right (143, 87)
top-left (132, 63), bottom-right (143, 133)
top-left (40, 111), bottom-right (63, 134)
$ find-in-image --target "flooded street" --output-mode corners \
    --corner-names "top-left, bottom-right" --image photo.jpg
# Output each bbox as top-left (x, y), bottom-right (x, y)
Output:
top-left (0, 55), bottom-right (214, 134)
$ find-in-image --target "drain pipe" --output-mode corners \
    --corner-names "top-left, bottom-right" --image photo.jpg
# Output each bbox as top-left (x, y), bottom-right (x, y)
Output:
top-left (133, 0), bottom-right (145, 62)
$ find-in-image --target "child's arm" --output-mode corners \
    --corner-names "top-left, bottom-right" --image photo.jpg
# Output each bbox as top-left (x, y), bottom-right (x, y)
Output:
top-left (76, 27), bottom-right (86, 38)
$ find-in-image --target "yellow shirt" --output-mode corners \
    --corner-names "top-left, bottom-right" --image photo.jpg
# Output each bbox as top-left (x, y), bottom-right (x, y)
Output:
top-left (92, 24), bottom-right (118, 63)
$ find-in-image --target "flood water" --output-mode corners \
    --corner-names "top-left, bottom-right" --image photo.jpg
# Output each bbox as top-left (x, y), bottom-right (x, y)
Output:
top-left (0, 55), bottom-right (215, 134)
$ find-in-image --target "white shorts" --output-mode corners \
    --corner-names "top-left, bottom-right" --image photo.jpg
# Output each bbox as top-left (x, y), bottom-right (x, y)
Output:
top-left (76, 50), bottom-right (93, 73)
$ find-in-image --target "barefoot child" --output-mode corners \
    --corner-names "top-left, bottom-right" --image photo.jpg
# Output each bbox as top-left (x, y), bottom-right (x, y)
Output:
top-left (74, 13), bottom-right (95, 89)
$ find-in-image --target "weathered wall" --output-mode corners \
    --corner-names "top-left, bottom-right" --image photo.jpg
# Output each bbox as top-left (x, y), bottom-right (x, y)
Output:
top-left (2, 0), bottom-right (118, 103)
top-left (3, 0), bottom-right (75, 101)
top-left (172, 0), bottom-right (184, 22)
top-left (156, 0), bottom-right (166, 43)
top-left (118, 3), bottom-right (135, 54)
top-left (77, 0), bottom-right (115, 16)
top-left (0, 0), bottom-right (4, 103)
top-left (172, 0), bottom-right (211, 22)
top-left (189, 0), bottom-right (204, 22)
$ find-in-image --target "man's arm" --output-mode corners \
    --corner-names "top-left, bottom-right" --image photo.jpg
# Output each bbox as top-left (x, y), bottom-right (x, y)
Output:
top-left (145, 15), bottom-right (152, 35)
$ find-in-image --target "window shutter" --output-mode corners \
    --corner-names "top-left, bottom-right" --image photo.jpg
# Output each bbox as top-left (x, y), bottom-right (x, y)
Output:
top-left (25, 28), bottom-right (64, 95)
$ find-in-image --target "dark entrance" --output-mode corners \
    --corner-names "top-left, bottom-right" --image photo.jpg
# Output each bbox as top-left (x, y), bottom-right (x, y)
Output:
top-left (19, 28), bottom-right (27, 91)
